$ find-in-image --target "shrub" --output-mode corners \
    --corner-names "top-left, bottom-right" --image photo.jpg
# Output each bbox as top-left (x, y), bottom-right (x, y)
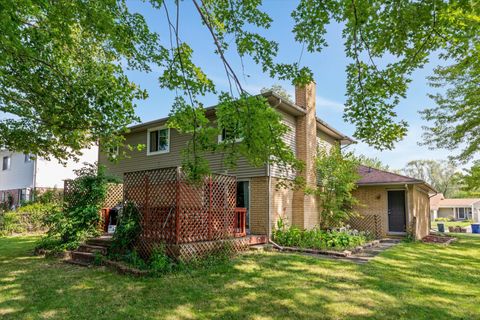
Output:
top-left (272, 218), bottom-right (370, 250)
top-left (0, 202), bottom-right (60, 236)
top-left (308, 146), bottom-right (360, 229)
top-left (109, 201), bottom-right (142, 256)
top-left (149, 245), bottom-right (175, 275)
top-left (37, 164), bottom-right (118, 251)
top-left (435, 217), bottom-right (449, 222)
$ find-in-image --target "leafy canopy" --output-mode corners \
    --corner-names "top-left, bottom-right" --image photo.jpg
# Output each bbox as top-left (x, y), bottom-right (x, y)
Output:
top-left (1, 0), bottom-right (479, 173)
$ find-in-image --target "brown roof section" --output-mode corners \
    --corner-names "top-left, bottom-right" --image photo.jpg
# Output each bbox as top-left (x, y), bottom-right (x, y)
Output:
top-left (357, 165), bottom-right (425, 186)
top-left (430, 193), bottom-right (444, 210)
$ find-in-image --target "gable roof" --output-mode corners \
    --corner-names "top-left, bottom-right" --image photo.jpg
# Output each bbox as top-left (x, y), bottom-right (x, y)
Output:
top-left (357, 165), bottom-right (426, 186)
top-left (436, 198), bottom-right (480, 208)
top-left (126, 91), bottom-right (355, 144)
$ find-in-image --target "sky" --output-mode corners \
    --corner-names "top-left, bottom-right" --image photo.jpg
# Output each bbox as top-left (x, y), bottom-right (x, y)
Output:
top-left (124, 0), bottom-right (459, 171)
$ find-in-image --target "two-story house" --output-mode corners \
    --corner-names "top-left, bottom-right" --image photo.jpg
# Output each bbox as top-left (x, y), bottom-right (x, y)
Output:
top-left (99, 82), bottom-right (434, 240)
top-left (0, 147), bottom-right (98, 207)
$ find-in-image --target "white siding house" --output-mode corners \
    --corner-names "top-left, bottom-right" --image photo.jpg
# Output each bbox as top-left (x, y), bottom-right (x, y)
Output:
top-left (430, 193), bottom-right (480, 222)
top-left (0, 147), bottom-right (98, 206)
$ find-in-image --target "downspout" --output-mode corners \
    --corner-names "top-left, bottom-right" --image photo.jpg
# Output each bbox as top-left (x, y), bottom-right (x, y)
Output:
top-left (267, 98), bottom-right (282, 241)
top-left (32, 156), bottom-right (37, 202)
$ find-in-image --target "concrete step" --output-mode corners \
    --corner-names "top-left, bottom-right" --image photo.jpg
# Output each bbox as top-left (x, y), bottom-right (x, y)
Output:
top-left (77, 244), bottom-right (108, 255)
top-left (70, 251), bottom-right (96, 264)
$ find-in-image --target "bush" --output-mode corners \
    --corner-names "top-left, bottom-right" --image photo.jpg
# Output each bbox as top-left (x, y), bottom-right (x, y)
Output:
top-left (272, 218), bottom-right (370, 250)
top-left (435, 217), bottom-right (450, 222)
top-left (37, 164), bottom-right (118, 252)
top-left (0, 202), bottom-right (60, 237)
top-left (109, 201), bottom-right (141, 256)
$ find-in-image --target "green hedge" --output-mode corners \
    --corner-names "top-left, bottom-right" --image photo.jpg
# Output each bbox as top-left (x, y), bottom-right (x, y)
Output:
top-left (0, 202), bottom-right (59, 236)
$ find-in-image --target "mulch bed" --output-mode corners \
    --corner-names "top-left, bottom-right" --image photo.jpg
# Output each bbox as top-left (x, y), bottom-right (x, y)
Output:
top-left (422, 235), bottom-right (457, 246)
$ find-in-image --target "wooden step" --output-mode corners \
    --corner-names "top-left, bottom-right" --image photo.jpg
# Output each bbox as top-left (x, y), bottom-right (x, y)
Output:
top-left (77, 244), bottom-right (108, 255)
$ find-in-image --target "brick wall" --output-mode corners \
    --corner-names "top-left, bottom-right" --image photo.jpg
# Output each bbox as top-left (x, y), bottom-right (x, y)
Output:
top-left (353, 186), bottom-right (389, 237)
top-left (292, 82), bottom-right (319, 229)
top-left (249, 177), bottom-right (269, 234)
top-left (270, 178), bottom-right (294, 230)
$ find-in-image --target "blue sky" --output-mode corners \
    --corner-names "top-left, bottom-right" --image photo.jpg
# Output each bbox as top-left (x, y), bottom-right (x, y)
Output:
top-left (125, 0), bottom-right (455, 170)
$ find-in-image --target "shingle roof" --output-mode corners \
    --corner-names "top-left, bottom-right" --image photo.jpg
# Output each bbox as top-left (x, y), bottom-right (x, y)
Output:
top-left (437, 198), bottom-right (480, 207)
top-left (357, 165), bottom-right (424, 185)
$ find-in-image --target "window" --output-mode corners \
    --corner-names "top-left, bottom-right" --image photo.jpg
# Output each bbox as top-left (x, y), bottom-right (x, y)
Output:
top-left (2, 156), bottom-right (10, 170)
top-left (20, 189), bottom-right (31, 202)
top-left (108, 146), bottom-right (119, 159)
top-left (147, 127), bottom-right (170, 155)
top-left (218, 127), bottom-right (243, 143)
top-left (0, 192), bottom-right (4, 202)
top-left (456, 207), bottom-right (472, 220)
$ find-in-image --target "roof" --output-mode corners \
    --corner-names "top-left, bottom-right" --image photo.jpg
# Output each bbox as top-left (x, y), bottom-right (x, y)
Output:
top-left (430, 193), bottom-right (444, 210)
top-left (436, 198), bottom-right (480, 208)
top-left (356, 165), bottom-right (432, 188)
top-left (127, 91), bottom-right (355, 145)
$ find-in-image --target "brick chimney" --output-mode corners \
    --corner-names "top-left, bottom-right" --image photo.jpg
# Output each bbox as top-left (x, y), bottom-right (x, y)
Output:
top-left (292, 81), bottom-right (318, 229)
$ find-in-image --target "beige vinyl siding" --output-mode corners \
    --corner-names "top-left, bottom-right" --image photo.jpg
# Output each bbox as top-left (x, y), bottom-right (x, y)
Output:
top-left (270, 109), bottom-right (297, 179)
top-left (99, 124), bottom-right (267, 180)
top-left (316, 129), bottom-right (336, 152)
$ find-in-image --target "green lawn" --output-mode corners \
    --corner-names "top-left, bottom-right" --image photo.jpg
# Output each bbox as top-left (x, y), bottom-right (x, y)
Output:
top-left (431, 220), bottom-right (473, 230)
top-left (1, 235), bottom-right (480, 319)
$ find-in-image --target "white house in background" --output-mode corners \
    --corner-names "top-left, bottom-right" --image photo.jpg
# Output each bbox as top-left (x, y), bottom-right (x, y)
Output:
top-left (430, 193), bottom-right (480, 222)
top-left (0, 147), bottom-right (98, 207)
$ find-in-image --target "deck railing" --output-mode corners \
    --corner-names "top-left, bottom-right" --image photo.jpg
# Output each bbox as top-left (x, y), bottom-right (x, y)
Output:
top-left (234, 208), bottom-right (247, 237)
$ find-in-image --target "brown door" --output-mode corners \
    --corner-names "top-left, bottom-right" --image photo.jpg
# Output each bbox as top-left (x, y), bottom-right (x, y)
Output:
top-left (388, 190), bottom-right (406, 232)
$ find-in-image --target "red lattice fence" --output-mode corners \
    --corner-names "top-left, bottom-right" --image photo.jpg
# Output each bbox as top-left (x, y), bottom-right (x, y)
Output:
top-left (123, 167), bottom-right (238, 258)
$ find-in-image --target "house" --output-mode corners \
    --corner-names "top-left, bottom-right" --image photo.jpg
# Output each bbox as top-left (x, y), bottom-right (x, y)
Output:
top-left (430, 193), bottom-right (480, 222)
top-left (0, 148), bottom-right (98, 207)
top-left (353, 166), bottom-right (435, 239)
top-left (99, 82), bottom-right (433, 240)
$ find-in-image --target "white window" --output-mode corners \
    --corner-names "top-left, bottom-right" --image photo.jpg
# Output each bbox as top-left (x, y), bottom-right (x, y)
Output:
top-left (0, 192), bottom-right (4, 202)
top-left (147, 126), bottom-right (170, 155)
top-left (456, 207), bottom-right (472, 220)
top-left (108, 146), bottom-right (119, 159)
top-left (2, 156), bottom-right (10, 170)
top-left (217, 127), bottom-right (243, 143)
top-left (20, 189), bottom-right (30, 202)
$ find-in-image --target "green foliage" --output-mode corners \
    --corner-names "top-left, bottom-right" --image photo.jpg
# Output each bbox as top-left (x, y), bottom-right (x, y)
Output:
top-left (38, 164), bottom-right (117, 251)
top-left (460, 161), bottom-right (480, 194)
top-left (355, 155), bottom-right (391, 171)
top-left (403, 160), bottom-right (461, 197)
top-left (273, 218), bottom-right (370, 250)
top-left (0, 0), bottom-right (163, 162)
top-left (309, 145), bottom-right (360, 229)
top-left (109, 202), bottom-right (142, 256)
top-left (0, 202), bottom-right (60, 237)
top-left (260, 84), bottom-right (293, 101)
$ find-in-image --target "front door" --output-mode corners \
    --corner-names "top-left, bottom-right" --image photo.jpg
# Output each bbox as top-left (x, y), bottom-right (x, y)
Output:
top-left (236, 181), bottom-right (250, 231)
top-left (388, 190), bottom-right (406, 232)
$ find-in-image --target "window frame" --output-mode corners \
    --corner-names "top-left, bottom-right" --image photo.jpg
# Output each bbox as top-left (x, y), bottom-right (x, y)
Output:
top-left (147, 126), bottom-right (170, 156)
top-left (2, 156), bottom-right (10, 171)
top-left (217, 127), bottom-right (243, 144)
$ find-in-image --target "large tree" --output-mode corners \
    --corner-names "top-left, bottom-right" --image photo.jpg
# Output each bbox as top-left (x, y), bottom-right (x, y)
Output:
top-left (1, 0), bottom-right (479, 175)
top-left (403, 160), bottom-right (461, 197)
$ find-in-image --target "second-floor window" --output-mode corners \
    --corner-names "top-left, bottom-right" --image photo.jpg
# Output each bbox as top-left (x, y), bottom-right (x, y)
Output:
top-left (2, 156), bottom-right (10, 170)
top-left (147, 126), bottom-right (170, 155)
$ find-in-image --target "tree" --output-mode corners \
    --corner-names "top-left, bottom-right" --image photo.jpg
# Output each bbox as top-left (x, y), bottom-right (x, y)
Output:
top-left (0, 0), bottom-right (163, 161)
top-left (261, 84), bottom-right (293, 101)
top-left (458, 161), bottom-right (480, 197)
top-left (355, 155), bottom-right (391, 171)
top-left (309, 146), bottom-right (360, 229)
top-left (403, 160), bottom-right (461, 197)
top-left (2, 1), bottom-right (479, 176)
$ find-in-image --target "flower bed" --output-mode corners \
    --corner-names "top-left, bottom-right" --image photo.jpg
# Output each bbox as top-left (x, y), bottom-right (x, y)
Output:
top-left (422, 235), bottom-right (457, 246)
top-left (272, 225), bottom-right (372, 252)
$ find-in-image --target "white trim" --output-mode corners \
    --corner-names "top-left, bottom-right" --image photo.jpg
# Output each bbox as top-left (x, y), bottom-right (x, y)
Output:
top-left (147, 126), bottom-right (170, 156)
top-left (217, 127), bottom-right (243, 144)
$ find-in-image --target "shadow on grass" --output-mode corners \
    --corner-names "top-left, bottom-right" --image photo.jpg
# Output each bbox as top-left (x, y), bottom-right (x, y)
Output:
top-left (0, 235), bottom-right (479, 319)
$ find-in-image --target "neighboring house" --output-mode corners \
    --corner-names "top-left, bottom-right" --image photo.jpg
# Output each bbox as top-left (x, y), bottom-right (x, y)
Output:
top-left (354, 166), bottom-right (435, 239)
top-left (0, 147), bottom-right (98, 207)
top-left (430, 193), bottom-right (480, 222)
top-left (99, 82), bottom-right (434, 239)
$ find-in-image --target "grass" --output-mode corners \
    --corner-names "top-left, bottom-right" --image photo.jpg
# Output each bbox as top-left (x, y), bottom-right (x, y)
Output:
top-left (1, 235), bottom-right (480, 319)
top-left (431, 220), bottom-right (474, 230)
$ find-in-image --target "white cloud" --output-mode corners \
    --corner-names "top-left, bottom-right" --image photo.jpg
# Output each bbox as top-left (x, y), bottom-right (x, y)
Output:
top-left (316, 96), bottom-right (345, 111)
